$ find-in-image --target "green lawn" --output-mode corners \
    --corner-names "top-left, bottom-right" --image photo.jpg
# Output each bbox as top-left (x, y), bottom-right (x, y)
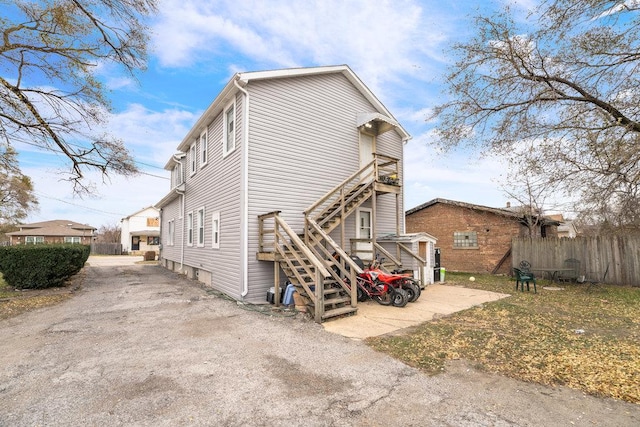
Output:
top-left (366, 272), bottom-right (640, 403)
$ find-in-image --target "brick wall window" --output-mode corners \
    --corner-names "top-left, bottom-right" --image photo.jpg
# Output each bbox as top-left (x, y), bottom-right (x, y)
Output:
top-left (453, 231), bottom-right (478, 248)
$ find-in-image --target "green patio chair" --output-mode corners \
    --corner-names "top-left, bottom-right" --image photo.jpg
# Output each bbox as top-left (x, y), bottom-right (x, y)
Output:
top-left (513, 267), bottom-right (537, 293)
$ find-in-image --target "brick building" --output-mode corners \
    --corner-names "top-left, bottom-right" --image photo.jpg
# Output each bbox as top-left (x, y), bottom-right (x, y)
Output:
top-left (6, 220), bottom-right (96, 245)
top-left (406, 198), bottom-right (558, 274)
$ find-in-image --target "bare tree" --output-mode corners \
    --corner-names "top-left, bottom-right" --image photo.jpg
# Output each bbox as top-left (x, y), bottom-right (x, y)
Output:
top-left (430, 0), bottom-right (640, 229)
top-left (0, 0), bottom-right (158, 193)
top-left (95, 222), bottom-right (121, 243)
top-left (0, 143), bottom-right (38, 223)
top-left (500, 157), bottom-right (559, 238)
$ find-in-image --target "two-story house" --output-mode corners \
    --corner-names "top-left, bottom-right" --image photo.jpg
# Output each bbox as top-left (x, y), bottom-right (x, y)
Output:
top-left (120, 206), bottom-right (160, 255)
top-left (156, 65), bottom-right (434, 322)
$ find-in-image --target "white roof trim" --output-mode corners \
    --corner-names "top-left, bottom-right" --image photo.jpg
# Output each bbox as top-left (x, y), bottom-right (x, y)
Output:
top-left (237, 65), bottom-right (350, 82)
top-left (121, 206), bottom-right (159, 221)
top-left (163, 152), bottom-right (186, 170)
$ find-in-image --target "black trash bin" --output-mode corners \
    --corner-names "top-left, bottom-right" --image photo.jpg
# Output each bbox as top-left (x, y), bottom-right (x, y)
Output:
top-left (433, 248), bottom-right (441, 282)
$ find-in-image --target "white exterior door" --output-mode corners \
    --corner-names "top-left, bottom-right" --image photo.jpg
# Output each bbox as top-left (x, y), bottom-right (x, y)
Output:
top-left (359, 132), bottom-right (375, 169)
top-left (355, 208), bottom-right (373, 260)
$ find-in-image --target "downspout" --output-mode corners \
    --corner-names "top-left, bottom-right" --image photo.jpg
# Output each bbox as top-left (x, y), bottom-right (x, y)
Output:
top-left (234, 78), bottom-right (250, 298)
top-left (400, 136), bottom-right (411, 235)
top-left (177, 189), bottom-right (186, 273)
top-left (173, 154), bottom-right (186, 273)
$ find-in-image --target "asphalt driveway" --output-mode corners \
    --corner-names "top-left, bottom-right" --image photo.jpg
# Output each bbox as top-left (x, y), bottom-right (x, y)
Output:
top-left (0, 258), bottom-right (637, 426)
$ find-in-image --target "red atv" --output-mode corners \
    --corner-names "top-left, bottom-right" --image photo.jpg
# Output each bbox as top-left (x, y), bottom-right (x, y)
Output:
top-left (347, 255), bottom-right (421, 307)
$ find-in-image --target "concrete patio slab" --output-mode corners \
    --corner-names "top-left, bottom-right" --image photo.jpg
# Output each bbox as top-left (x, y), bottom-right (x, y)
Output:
top-left (322, 284), bottom-right (510, 339)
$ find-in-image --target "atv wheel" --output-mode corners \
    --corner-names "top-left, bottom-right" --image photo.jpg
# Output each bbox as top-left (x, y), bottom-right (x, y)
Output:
top-left (373, 290), bottom-right (393, 306)
top-left (391, 288), bottom-right (408, 307)
top-left (404, 281), bottom-right (421, 302)
top-left (357, 286), bottom-right (367, 302)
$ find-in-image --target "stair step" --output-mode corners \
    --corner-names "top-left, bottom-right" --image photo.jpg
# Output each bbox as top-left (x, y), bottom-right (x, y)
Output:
top-left (324, 295), bottom-right (351, 305)
top-left (322, 305), bottom-right (358, 320)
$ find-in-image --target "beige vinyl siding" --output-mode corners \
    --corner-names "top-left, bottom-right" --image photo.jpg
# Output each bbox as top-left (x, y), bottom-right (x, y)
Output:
top-left (244, 73), bottom-right (404, 301)
top-left (179, 94), bottom-right (244, 298)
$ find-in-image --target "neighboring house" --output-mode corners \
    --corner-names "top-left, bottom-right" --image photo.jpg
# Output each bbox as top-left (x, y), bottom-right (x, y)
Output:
top-left (120, 206), bottom-right (160, 255)
top-left (156, 65), bottom-right (434, 322)
top-left (6, 220), bottom-right (96, 245)
top-left (405, 198), bottom-right (559, 274)
top-left (547, 214), bottom-right (577, 238)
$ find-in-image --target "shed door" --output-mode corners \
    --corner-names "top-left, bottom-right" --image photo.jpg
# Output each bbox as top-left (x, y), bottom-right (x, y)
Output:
top-left (359, 132), bottom-right (375, 169)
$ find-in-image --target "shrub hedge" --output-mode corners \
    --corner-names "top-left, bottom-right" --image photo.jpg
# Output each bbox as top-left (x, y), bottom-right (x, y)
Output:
top-left (0, 244), bottom-right (90, 289)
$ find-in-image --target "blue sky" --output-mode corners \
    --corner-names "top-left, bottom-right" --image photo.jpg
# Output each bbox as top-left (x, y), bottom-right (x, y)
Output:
top-left (17, 0), bottom-right (535, 228)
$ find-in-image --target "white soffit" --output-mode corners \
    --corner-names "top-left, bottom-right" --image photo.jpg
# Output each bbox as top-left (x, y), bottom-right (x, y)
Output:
top-left (356, 112), bottom-right (400, 134)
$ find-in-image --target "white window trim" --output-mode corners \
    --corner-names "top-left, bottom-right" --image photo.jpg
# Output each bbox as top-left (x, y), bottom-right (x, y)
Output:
top-left (168, 219), bottom-right (175, 246)
top-left (172, 163), bottom-right (183, 188)
top-left (189, 143), bottom-right (197, 176)
top-left (211, 211), bottom-right (220, 249)
top-left (187, 211), bottom-right (194, 246)
top-left (223, 100), bottom-right (236, 158)
top-left (197, 207), bottom-right (205, 247)
top-left (26, 236), bottom-right (44, 244)
top-left (64, 236), bottom-right (81, 244)
top-left (356, 207), bottom-right (373, 239)
top-left (200, 129), bottom-right (208, 168)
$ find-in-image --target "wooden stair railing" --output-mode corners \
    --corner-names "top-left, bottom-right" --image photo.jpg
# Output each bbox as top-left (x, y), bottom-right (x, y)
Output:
top-left (304, 154), bottom-right (399, 231)
top-left (257, 211), bottom-right (357, 322)
top-left (257, 155), bottom-right (402, 323)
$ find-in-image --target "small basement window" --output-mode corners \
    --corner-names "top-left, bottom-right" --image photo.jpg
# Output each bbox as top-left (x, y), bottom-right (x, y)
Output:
top-left (453, 231), bottom-right (478, 248)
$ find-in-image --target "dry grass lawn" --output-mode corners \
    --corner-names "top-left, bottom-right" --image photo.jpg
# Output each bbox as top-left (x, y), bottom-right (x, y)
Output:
top-left (367, 272), bottom-right (640, 403)
top-left (0, 272), bottom-right (81, 319)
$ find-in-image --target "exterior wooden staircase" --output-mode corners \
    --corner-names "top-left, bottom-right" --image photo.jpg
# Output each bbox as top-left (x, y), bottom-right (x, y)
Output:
top-left (257, 154), bottom-right (401, 322)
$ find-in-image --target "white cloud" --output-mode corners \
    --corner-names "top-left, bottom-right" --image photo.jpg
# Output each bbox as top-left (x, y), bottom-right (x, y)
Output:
top-left (403, 135), bottom-right (511, 210)
top-left (103, 104), bottom-right (200, 165)
top-left (150, 0), bottom-right (455, 97)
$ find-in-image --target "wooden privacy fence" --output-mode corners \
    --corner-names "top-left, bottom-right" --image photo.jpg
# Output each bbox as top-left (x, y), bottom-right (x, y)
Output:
top-left (90, 242), bottom-right (122, 255)
top-left (512, 236), bottom-right (640, 287)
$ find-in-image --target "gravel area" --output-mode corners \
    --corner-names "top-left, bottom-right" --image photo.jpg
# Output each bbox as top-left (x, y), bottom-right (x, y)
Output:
top-left (0, 260), bottom-right (638, 426)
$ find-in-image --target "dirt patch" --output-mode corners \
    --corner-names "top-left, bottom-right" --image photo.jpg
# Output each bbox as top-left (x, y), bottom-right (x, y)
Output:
top-left (0, 271), bottom-right (84, 319)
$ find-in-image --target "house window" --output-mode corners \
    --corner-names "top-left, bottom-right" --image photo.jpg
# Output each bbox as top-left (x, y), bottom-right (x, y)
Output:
top-left (453, 231), bottom-right (478, 248)
top-left (64, 236), bottom-right (81, 244)
top-left (211, 211), bottom-right (220, 249)
top-left (197, 207), bottom-right (205, 247)
top-left (200, 130), bottom-right (208, 167)
top-left (187, 211), bottom-right (194, 246)
top-left (172, 163), bottom-right (183, 187)
top-left (189, 143), bottom-right (197, 176)
top-left (168, 220), bottom-right (175, 246)
top-left (25, 236), bottom-right (44, 244)
top-left (223, 102), bottom-right (236, 157)
top-left (147, 217), bottom-right (159, 227)
top-left (147, 236), bottom-right (159, 245)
